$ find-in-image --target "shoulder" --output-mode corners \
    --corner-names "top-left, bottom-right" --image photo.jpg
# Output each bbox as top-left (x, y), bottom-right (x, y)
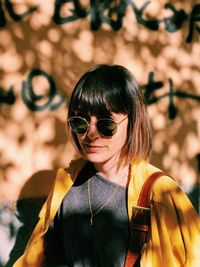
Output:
top-left (39, 158), bottom-right (87, 218)
top-left (151, 173), bottom-right (191, 212)
top-left (135, 161), bottom-right (183, 208)
top-left (65, 157), bottom-right (87, 174)
top-left (152, 174), bottom-right (179, 198)
top-left (137, 161), bottom-right (177, 192)
top-left (47, 158), bottom-right (87, 198)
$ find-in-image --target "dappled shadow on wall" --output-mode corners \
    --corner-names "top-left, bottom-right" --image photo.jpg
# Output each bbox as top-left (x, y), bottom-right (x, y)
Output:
top-left (0, 1), bottom-right (200, 264)
top-left (1, 169), bottom-right (56, 267)
top-left (0, 107), bottom-right (77, 204)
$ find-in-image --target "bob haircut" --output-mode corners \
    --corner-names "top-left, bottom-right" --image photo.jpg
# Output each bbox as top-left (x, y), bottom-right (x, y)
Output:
top-left (67, 64), bottom-right (152, 163)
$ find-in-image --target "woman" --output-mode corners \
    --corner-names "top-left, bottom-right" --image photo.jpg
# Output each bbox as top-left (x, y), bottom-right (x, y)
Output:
top-left (14, 64), bottom-right (200, 267)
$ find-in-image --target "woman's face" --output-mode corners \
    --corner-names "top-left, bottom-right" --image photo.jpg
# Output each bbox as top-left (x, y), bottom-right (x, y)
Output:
top-left (76, 113), bottom-right (128, 165)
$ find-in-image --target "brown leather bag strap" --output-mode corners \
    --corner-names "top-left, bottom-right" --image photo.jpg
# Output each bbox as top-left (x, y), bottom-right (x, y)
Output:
top-left (124, 171), bottom-right (169, 267)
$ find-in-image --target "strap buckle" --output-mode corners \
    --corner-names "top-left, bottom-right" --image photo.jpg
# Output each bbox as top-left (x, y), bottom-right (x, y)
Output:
top-left (131, 206), bottom-right (151, 232)
top-left (133, 206), bottom-right (150, 212)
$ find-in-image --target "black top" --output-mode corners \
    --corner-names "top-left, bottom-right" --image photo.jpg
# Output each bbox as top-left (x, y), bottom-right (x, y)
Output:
top-left (44, 163), bottom-right (130, 267)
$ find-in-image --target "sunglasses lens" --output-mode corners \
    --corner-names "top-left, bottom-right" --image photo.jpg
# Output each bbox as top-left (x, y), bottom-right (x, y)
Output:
top-left (97, 119), bottom-right (117, 137)
top-left (69, 117), bottom-right (88, 134)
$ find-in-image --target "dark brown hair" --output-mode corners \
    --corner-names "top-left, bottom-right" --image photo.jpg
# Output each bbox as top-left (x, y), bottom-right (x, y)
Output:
top-left (67, 64), bottom-right (152, 163)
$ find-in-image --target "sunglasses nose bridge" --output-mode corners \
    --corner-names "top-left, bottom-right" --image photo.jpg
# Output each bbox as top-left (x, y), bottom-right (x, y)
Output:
top-left (89, 121), bottom-right (96, 126)
top-left (86, 120), bottom-right (100, 136)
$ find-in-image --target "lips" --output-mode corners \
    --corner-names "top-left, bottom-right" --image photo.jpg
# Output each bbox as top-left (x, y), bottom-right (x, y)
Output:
top-left (83, 143), bottom-right (104, 152)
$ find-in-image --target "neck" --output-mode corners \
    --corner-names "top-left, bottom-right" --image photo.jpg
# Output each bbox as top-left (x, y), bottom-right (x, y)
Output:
top-left (94, 158), bottom-right (130, 187)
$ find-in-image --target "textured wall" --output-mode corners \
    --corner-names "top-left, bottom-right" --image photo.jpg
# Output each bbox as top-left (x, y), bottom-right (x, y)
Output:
top-left (0, 1), bottom-right (200, 265)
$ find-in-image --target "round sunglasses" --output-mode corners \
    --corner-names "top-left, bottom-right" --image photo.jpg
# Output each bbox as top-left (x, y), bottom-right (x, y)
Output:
top-left (68, 116), bottom-right (127, 137)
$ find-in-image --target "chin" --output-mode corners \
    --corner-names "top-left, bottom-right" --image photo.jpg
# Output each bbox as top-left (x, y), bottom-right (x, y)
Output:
top-left (82, 153), bottom-right (108, 164)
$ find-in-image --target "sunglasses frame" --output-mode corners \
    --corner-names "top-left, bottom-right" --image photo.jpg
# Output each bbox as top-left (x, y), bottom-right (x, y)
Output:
top-left (68, 116), bottom-right (127, 137)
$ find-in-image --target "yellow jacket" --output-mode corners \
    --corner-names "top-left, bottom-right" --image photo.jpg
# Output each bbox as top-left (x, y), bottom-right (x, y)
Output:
top-left (13, 159), bottom-right (200, 267)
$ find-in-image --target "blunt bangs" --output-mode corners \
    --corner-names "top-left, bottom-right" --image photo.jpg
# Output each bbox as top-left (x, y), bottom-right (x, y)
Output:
top-left (68, 65), bottom-right (130, 118)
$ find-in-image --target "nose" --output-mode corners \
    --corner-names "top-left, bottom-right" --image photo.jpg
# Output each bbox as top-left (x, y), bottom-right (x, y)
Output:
top-left (86, 120), bottom-right (100, 139)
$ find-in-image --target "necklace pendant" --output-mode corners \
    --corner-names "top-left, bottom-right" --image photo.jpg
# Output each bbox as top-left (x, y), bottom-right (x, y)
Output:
top-left (90, 216), bottom-right (93, 226)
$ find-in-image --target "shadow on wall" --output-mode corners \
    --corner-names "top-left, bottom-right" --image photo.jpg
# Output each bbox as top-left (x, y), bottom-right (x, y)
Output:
top-left (3, 169), bottom-right (57, 267)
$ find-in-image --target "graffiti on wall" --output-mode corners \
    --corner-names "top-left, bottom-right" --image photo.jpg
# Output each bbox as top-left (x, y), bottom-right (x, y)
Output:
top-left (0, 0), bottom-right (200, 43)
top-left (0, 69), bottom-right (200, 119)
top-left (1, 1), bottom-right (199, 116)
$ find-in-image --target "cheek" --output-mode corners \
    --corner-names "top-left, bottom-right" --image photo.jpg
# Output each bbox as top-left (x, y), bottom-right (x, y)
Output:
top-left (119, 122), bottom-right (128, 141)
top-left (110, 129), bottom-right (127, 151)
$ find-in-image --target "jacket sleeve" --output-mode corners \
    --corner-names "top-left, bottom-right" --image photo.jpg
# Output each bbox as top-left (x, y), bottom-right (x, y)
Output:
top-left (141, 176), bottom-right (200, 267)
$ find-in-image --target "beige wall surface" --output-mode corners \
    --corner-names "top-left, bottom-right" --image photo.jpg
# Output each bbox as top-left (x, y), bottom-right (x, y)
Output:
top-left (0, 0), bottom-right (200, 264)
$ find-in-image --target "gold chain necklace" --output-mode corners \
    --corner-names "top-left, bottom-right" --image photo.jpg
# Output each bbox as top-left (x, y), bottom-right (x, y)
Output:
top-left (88, 177), bottom-right (119, 226)
top-left (88, 168), bottom-right (129, 226)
